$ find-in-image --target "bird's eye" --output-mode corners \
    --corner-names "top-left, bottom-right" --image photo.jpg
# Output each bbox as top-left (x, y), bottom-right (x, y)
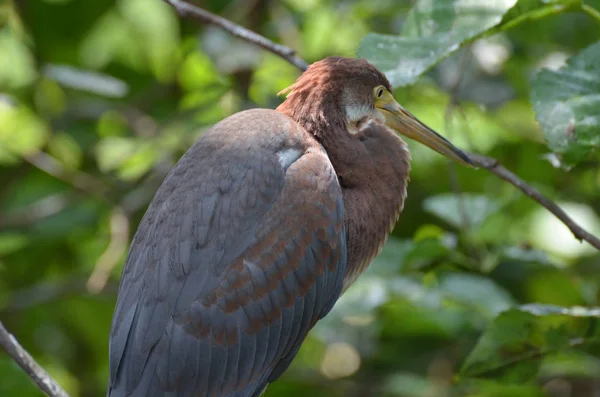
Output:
top-left (375, 86), bottom-right (385, 98)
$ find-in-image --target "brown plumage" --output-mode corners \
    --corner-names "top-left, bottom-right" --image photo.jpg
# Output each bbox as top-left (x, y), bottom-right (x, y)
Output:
top-left (108, 56), bottom-right (471, 397)
top-left (278, 57), bottom-right (411, 287)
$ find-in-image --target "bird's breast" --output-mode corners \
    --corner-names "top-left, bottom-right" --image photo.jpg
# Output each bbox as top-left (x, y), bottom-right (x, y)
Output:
top-left (341, 196), bottom-right (405, 292)
top-left (340, 139), bottom-right (411, 292)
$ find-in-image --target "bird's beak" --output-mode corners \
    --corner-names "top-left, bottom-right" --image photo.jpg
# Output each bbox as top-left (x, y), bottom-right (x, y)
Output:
top-left (376, 91), bottom-right (474, 167)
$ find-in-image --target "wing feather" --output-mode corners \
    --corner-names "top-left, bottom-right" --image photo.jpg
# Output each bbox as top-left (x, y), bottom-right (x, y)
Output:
top-left (108, 109), bottom-right (346, 397)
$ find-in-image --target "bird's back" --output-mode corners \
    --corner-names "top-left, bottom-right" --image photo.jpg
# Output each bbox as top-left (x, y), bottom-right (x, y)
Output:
top-left (108, 109), bottom-right (347, 397)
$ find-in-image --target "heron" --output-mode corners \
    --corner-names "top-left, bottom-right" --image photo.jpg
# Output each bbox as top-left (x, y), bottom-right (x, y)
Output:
top-left (107, 56), bottom-right (473, 397)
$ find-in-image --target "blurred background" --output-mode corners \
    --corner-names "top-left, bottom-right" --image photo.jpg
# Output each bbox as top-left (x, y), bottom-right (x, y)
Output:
top-left (1, 0), bottom-right (600, 396)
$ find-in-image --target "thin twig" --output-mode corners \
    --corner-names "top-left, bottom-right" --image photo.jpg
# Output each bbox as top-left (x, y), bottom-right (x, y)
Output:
top-left (25, 151), bottom-right (110, 200)
top-left (444, 48), bottom-right (472, 232)
top-left (164, 0), bottom-right (600, 251)
top-left (1, 278), bottom-right (119, 314)
top-left (163, 0), bottom-right (309, 71)
top-left (0, 321), bottom-right (69, 397)
top-left (467, 153), bottom-right (600, 250)
top-left (464, 337), bottom-right (587, 378)
top-left (582, 3), bottom-right (600, 23)
top-left (87, 208), bottom-right (130, 293)
top-left (0, 193), bottom-right (76, 228)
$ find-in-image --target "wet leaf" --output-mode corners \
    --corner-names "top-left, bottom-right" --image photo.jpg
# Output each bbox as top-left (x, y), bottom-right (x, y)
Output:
top-left (531, 41), bottom-right (600, 165)
top-left (357, 0), bottom-right (518, 86)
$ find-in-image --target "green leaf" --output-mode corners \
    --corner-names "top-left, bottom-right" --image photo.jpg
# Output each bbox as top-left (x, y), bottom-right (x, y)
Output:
top-left (0, 104), bottom-right (49, 164)
top-left (79, 10), bottom-right (145, 71)
top-left (95, 136), bottom-right (136, 173)
top-left (95, 136), bottom-right (158, 181)
top-left (119, 0), bottom-right (180, 81)
top-left (461, 310), bottom-right (551, 381)
top-left (97, 111), bottom-right (129, 138)
top-left (0, 233), bottom-right (29, 256)
top-left (493, 0), bottom-right (575, 33)
top-left (178, 50), bottom-right (228, 92)
top-left (117, 143), bottom-right (158, 181)
top-left (439, 273), bottom-right (516, 318)
top-left (540, 350), bottom-right (600, 378)
top-left (33, 78), bottom-right (67, 117)
top-left (370, 237), bottom-right (414, 275)
top-left (531, 40), bottom-right (600, 165)
top-left (403, 238), bottom-right (449, 271)
top-left (357, 0), bottom-right (517, 86)
top-left (423, 193), bottom-right (501, 229)
top-left (0, 30), bottom-right (37, 90)
top-left (47, 132), bottom-right (83, 170)
top-left (461, 305), bottom-right (600, 382)
top-left (501, 246), bottom-right (552, 265)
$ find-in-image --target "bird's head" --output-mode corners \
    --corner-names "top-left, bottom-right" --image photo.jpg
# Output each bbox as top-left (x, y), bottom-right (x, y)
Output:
top-left (277, 56), bottom-right (473, 167)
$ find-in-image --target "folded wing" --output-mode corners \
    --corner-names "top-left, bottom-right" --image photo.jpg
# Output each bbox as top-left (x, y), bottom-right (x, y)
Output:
top-left (108, 110), bottom-right (347, 397)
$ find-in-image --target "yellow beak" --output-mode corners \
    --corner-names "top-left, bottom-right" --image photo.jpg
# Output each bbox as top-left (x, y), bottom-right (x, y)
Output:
top-left (376, 91), bottom-right (474, 167)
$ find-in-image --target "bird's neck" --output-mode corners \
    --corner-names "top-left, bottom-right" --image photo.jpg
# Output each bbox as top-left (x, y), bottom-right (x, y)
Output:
top-left (328, 127), bottom-right (411, 292)
top-left (340, 168), bottom-right (408, 291)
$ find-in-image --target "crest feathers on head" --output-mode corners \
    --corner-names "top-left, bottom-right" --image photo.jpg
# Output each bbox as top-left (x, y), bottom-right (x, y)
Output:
top-left (277, 83), bottom-right (296, 97)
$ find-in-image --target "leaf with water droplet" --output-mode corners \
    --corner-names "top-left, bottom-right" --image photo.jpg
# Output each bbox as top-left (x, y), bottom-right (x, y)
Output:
top-left (357, 0), bottom-right (572, 87)
top-left (531, 41), bottom-right (600, 166)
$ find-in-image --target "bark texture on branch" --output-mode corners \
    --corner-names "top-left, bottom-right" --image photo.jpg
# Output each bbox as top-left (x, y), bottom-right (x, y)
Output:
top-left (0, 321), bottom-right (69, 397)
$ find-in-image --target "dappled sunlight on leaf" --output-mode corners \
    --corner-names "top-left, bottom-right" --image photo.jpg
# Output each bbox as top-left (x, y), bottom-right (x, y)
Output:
top-left (0, 29), bottom-right (37, 89)
top-left (531, 202), bottom-right (600, 258)
top-left (95, 136), bottom-right (159, 181)
top-left (79, 10), bottom-right (144, 71)
top-left (250, 55), bottom-right (300, 106)
top-left (531, 41), bottom-right (600, 166)
top-left (357, 0), bottom-right (518, 86)
top-left (48, 132), bottom-right (83, 170)
top-left (439, 273), bottom-right (516, 318)
top-left (0, 103), bottom-right (49, 164)
top-left (461, 305), bottom-right (600, 382)
top-left (423, 193), bottom-right (502, 230)
top-left (119, 0), bottom-right (180, 82)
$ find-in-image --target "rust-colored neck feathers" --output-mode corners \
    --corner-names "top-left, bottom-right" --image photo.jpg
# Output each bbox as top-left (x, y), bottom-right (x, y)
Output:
top-left (277, 57), bottom-right (411, 290)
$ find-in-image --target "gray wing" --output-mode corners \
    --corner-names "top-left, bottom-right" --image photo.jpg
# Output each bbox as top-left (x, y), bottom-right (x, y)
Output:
top-left (107, 109), bottom-right (347, 397)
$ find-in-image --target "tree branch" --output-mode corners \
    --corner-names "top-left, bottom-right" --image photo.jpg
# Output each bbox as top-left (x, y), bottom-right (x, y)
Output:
top-left (24, 151), bottom-right (110, 201)
top-left (1, 278), bottom-right (119, 314)
top-left (164, 0), bottom-right (308, 71)
top-left (465, 336), bottom-right (587, 378)
top-left (0, 321), bottom-right (69, 397)
top-left (86, 207), bottom-right (130, 293)
top-left (163, 0), bottom-right (600, 251)
top-left (467, 153), bottom-right (600, 250)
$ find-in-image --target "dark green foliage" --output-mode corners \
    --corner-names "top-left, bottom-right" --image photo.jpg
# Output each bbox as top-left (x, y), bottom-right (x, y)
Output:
top-left (1, 0), bottom-right (600, 396)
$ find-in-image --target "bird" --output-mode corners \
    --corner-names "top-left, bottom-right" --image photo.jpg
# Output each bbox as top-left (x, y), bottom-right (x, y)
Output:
top-left (107, 56), bottom-right (473, 397)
